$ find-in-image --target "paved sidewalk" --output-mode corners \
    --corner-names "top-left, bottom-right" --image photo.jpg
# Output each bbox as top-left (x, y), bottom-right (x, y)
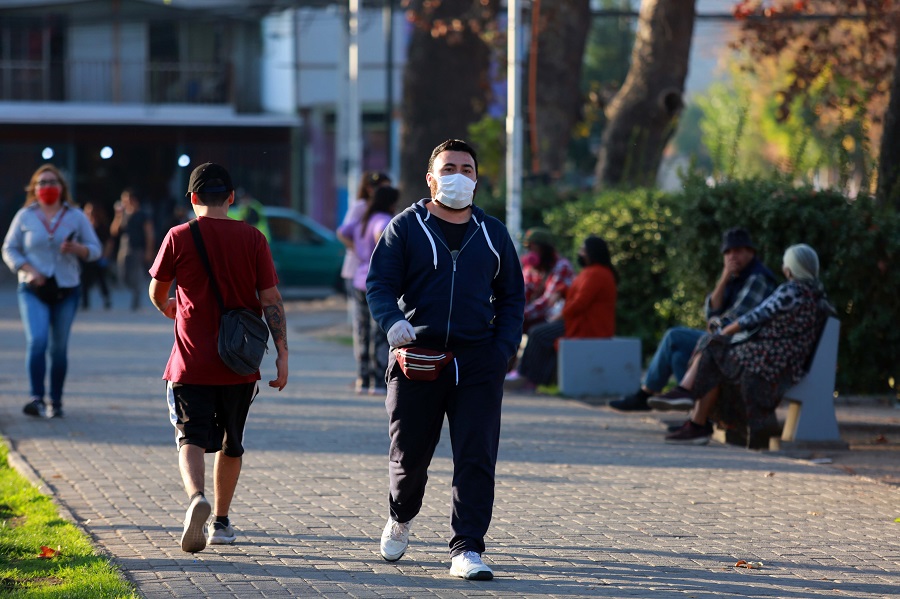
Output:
top-left (0, 291), bottom-right (898, 598)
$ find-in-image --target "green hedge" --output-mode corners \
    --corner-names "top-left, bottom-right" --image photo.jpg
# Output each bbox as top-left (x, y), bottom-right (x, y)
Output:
top-left (531, 176), bottom-right (900, 395)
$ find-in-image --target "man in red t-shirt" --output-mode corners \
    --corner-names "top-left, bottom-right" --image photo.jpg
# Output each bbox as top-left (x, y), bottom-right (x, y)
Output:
top-left (149, 162), bottom-right (289, 553)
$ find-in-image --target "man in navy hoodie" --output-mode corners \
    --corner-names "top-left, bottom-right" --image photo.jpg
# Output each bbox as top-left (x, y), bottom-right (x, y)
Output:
top-left (366, 139), bottom-right (524, 581)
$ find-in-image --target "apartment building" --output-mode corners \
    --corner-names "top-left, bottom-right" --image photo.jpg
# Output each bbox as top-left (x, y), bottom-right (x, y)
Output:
top-left (0, 0), bottom-right (402, 245)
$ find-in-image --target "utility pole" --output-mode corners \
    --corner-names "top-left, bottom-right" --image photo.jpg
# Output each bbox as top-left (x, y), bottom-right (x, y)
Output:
top-left (383, 0), bottom-right (396, 180)
top-left (348, 0), bottom-right (362, 205)
top-left (505, 0), bottom-right (523, 249)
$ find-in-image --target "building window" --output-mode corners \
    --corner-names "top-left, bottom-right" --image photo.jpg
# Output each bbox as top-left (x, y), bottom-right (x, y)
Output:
top-left (0, 17), bottom-right (65, 101)
top-left (148, 21), bottom-right (228, 104)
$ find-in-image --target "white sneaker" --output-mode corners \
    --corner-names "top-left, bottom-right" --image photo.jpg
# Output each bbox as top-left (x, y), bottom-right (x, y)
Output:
top-left (380, 517), bottom-right (411, 561)
top-left (449, 551), bottom-right (494, 580)
top-left (180, 494), bottom-right (211, 553)
top-left (207, 518), bottom-right (236, 545)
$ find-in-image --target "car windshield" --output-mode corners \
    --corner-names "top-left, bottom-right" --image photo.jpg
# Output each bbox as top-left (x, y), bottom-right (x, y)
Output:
top-left (269, 216), bottom-right (323, 244)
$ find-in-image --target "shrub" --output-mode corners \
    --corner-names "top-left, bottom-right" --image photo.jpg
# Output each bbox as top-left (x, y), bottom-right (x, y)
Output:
top-left (674, 174), bottom-right (900, 394)
top-left (544, 188), bottom-right (682, 354)
top-left (478, 181), bottom-right (582, 236)
top-left (536, 176), bottom-right (900, 394)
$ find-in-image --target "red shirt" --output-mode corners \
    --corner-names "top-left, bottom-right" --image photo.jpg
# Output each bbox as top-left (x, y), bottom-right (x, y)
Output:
top-left (149, 217), bottom-right (279, 385)
top-left (562, 264), bottom-right (616, 340)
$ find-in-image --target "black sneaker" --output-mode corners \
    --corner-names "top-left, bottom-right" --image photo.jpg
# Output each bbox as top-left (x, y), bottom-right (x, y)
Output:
top-left (648, 386), bottom-right (695, 411)
top-left (666, 419), bottom-right (689, 433)
top-left (667, 419), bottom-right (713, 433)
top-left (609, 391), bottom-right (650, 412)
top-left (23, 399), bottom-right (46, 418)
top-left (665, 420), bottom-right (712, 445)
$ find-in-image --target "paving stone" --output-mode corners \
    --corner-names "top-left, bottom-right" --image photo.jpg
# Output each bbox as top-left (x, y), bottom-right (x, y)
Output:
top-left (0, 292), bottom-right (897, 598)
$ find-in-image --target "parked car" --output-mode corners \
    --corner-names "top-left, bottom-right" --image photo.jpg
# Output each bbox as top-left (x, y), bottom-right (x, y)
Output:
top-left (233, 206), bottom-right (344, 294)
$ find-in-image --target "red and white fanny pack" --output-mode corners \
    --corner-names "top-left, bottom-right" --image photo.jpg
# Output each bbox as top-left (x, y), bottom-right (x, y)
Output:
top-left (394, 347), bottom-right (454, 382)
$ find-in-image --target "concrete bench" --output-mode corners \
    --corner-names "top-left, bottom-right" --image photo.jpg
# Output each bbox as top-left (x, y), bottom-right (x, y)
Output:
top-left (780, 316), bottom-right (845, 447)
top-left (557, 337), bottom-right (642, 397)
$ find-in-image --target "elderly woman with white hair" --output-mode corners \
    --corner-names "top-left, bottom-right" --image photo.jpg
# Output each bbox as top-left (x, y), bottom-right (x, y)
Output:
top-left (661, 243), bottom-right (834, 447)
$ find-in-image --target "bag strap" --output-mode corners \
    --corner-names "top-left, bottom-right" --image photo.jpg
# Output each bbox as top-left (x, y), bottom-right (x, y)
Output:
top-left (188, 219), bottom-right (226, 312)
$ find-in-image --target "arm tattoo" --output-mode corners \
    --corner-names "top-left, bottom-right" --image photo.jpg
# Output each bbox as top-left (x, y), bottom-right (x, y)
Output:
top-left (264, 302), bottom-right (288, 351)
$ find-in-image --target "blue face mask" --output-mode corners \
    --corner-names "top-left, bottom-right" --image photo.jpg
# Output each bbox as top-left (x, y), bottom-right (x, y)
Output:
top-left (433, 173), bottom-right (476, 209)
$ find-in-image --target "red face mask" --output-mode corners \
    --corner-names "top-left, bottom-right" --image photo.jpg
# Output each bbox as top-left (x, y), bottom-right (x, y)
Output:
top-left (36, 186), bottom-right (61, 205)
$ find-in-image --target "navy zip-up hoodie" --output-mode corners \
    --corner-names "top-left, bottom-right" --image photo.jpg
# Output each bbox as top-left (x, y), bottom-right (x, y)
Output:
top-left (366, 199), bottom-right (525, 361)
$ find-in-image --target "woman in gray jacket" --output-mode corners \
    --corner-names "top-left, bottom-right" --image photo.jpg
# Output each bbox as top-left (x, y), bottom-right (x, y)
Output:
top-left (2, 164), bottom-right (101, 418)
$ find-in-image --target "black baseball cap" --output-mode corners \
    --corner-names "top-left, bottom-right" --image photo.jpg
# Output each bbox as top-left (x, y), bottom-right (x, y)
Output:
top-left (185, 162), bottom-right (234, 197)
top-left (720, 227), bottom-right (757, 253)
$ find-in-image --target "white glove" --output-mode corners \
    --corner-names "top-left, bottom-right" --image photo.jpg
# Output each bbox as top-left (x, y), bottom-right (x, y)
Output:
top-left (387, 320), bottom-right (417, 347)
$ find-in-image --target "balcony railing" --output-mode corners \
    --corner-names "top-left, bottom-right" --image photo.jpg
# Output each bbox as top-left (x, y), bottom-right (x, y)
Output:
top-left (0, 59), bottom-right (231, 104)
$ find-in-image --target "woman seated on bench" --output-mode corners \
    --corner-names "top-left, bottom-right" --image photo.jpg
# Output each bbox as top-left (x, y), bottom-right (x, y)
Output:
top-left (655, 243), bottom-right (833, 448)
top-left (505, 235), bottom-right (618, 392)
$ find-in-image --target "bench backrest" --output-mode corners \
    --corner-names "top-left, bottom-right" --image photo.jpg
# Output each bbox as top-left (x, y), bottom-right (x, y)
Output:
top-left (783, 316), bottom-right (840, 403)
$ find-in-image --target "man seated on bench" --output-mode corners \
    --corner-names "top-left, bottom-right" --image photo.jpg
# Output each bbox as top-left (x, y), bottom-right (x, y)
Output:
top-left (610, 227), bottom-right (777, 412)
top-left (505, 236), bottom-right (617, 393)
top-left (655, 244), bottom-right (834, 448)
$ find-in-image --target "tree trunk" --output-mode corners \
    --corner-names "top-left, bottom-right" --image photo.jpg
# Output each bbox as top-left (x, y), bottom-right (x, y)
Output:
top-left (531, 0), bottom-right (592, 179)
top-left (593, 0), bottom-right (696, 189)
top-left (399, 0), bottom-right (499, 205)
top-left (878, 40), bottom-right (900, 208)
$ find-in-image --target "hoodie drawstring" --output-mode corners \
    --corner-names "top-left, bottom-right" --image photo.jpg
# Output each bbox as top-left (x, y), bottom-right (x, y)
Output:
top-left (415, 211), bottom-right (438, 269)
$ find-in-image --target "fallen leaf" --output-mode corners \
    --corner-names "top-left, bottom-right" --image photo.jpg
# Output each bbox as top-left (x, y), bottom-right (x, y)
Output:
top-left (734, 560), bottom-right (763, 569)
top-left (764, 472), bottom-right (775, 477)
top-left (808, 511), bottom-right (821, 516)
top-left (894, 517), bottom-right (900, 523)
top-left (38, 546), bottom-right (58, 559)
top-left (874, 434), bottom-right (888, 444)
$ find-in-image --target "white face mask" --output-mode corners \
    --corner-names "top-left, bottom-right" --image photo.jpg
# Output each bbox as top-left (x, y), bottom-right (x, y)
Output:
top-left (433, 173), bottom-right (476, 209)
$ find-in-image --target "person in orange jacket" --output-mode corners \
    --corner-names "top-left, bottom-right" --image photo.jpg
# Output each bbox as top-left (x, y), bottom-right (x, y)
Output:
top-left (506, 235), bottom-right (617, 391)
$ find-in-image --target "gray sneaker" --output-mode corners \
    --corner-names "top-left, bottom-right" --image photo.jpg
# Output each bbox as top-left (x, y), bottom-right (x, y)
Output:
top-left (180, 494), bottom-right (211, 553)
top-left (449, 551), bottom-right (494, 580)
top-left (207, 519), bottom-right (237, 545)
top-left (380, 517), bottom-right (412, 561)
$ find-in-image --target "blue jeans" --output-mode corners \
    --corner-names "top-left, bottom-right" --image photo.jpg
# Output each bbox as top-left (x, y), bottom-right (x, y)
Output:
top-left (17, 282), bottom-right (81, 408)
top-left (643, 326), bottom-right (704, 392)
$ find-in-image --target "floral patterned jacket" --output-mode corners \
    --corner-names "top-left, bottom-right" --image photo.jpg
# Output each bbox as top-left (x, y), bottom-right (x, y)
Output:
top-left (732, 279), bottom-right (830, 383)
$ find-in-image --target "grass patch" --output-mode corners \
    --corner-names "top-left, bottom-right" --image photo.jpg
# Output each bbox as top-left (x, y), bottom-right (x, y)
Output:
top-left (0, 441), bottom-right (138, 598)
top-left (320, 334), bottom-right (353, 347)
top-left (537, 384), bottom-right (560, 396)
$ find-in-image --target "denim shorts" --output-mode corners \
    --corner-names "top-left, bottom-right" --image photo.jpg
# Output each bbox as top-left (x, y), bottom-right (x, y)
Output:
top-left (166, 381), bottom-right (258, 457)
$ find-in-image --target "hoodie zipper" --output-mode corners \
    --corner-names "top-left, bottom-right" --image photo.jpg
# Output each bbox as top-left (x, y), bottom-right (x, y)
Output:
top-left (423, 215), bottom-right (480, 347)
